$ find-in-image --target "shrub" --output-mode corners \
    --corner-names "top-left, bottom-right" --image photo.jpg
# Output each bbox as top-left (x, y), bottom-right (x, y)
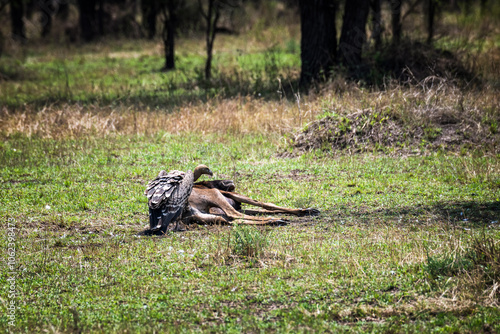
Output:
top-left (425, 252), bottom-right (473, 278)
top-left (468, 236), bottom-right (500, 285)
top-left (231, 224), bottom-right (269, 258)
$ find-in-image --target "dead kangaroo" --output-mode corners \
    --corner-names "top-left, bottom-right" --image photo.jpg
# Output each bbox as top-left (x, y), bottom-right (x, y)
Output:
top-left (182, 180), bottom-right (320, 226)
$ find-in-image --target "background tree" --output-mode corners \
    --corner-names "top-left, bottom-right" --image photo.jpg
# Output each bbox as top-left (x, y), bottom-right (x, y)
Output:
top-left (0, 0), bottom-right (8, 55)
top-left (77, 0), bottom-right (97, 42)
top-left (425, 0), bottom-right (436, 44)
top-left (338, 0), bottom-right (370, 69)
top-left (142, 0), bottom-right (158, 39)
top-left (198, 0), bottom-right (240, 80)
top-left (199, 0), bottom-right (221, 80)
top-left (10, 0), bottom-right (25, 42)
top-left (370, 0), bottom-right (382, 49)
top-left (298, 0), bottom-right (337, 87)
top-left (56, 0), bottom-right (69, 20)
top-left (160, 0), bottom-right (180, 71)
top-left (37, 0), bottom-right (55, 38)
top-left (97, 0), bottom-right (104, 36)
top-left (480, 0), bottom-right (488, 16)
top-left (390, 0), bottom-right (402, 46)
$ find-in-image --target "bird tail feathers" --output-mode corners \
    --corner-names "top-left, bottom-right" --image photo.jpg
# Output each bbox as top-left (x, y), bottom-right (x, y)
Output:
top-left (149, 207), bottom-right (183, 234)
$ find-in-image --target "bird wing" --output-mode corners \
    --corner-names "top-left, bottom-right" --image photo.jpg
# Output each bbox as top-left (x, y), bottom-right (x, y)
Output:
top-left (145, 169), bottom-right (194, 211)
top-left (169, 170), bottom-right (194, 211)
top-left (145, 170), bottom-right (183, 208)
top-left (146, 169), bottom-right (194, 231)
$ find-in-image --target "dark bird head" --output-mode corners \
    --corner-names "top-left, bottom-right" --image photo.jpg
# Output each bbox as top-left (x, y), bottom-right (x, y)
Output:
top-left (193, 164), bottom-right (213, 181)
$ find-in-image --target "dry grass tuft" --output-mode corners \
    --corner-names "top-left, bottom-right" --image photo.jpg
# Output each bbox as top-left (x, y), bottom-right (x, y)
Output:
top-left (466, 236), bottom-right (500, 304)
top-left (1, 79), bottom-right (498, 157)
top-left (292, 79), bottom-right (500, 154)
top-left (0, 97), bottom-right (318, 139)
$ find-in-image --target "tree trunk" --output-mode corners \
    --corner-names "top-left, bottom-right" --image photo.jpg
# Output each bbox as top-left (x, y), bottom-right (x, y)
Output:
top-left (0, 30), bottom-right (4, 56)
top-left (425, 0), bottom-right (435, 44)
top-left (205, 50), bottom-right (212, 80)
top-left (97, 0), bottom-right (104, 36)
top-left (371, 0), bottom-right (382, 49)
top-left (390, 0), bottom-right (402, 46)
top-left (162, 0), bottom-right (177, 70)
top-left (480, 0), bottom-right (488, 16)
top-left (338, 0), bottom-right (370, 68)
top-left (142, 0), bottom-right (158, 39)
top-left (77, 0), bottom-right (96, 42)
top-left (298, 0), bottom-right (337, 87)
top-left (163, 22), bottom-right (175, 70)
top-left (464, 0), bottom-right (472, 15)
top-left (38, 0), bottom-right (55, 38)
top-left (57, 1), bottom-right (70, 20)
top-left (26, 0), bottom-right (35, 18)
top-left (203, 0), bottom-right (220, 80)
top-left (10, 0), bottom-right (25, 42)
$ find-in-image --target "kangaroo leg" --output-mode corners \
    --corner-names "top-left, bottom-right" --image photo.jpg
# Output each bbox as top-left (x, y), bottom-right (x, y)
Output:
top-left (185, 207), bottom-right (284, 226)
top-left (209, 190), bottom-right (284, 224)
top-left (190, 188), bottom-right (285, 225)
top-left (240, 208), bottom-right (302, 215)
top-left (220, 191), bottom-right (320, 216)
top-left (183, 207), bottom-right (229, 225)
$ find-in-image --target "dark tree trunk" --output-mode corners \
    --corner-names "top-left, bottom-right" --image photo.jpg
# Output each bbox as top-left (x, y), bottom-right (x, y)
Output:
top-left (390, 0), bottom-right (402, 46)
top-left (464, 0), bottom-right (472, 15)
top-left (201, 0), bottom-right (221, 80)
top-left (26, 0), bottom-right (36, 18)
top-left (10, 0), bottom-right (26, 42)
top-left (163, 21), bottom-right (175, 70)
top-left (77, 0), bottom-right (96, 42)
top-left (298, 0), bottom-right (337, 87)
top-left (449, 0), bottom-right (459, 12)
top-left (338, 0), bottom-right (370, 68)
top-left (205, 51), bottom-right (212, 80)
top-left (142, 0), bottom-right (158, 39)
top-left (0, 30), bottom-right (4, 56)
top-left (370, 0), bottom-right (382, 49)
top-left (57, 1), bottom-right (70, 20)
top-left (38, 0), bottom-right (55, 38)
top-left (162, 0), bottom-right (177, 71)
top-left (425, 0), bottom-right (435, 44)
top-left (480, 0), bottom-right (488, 16)
top-left (97, 0), bottom-right (104, 36)
top-left (41, 13), bottom-right (52, 38)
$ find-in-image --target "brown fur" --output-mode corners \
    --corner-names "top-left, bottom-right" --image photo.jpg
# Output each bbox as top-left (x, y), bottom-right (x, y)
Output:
top-left (182, 180), bottom-right (320, 225)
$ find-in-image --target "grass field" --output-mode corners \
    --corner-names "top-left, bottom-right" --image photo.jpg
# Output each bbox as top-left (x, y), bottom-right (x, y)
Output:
top-left (1, 12), bottom-right (500, 333)
top-left (2, 133), bottom-right (499, 333)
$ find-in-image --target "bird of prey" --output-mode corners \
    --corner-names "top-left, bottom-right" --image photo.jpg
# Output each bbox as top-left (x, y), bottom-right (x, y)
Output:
top-left (145, 165), bottom-right (213, 233)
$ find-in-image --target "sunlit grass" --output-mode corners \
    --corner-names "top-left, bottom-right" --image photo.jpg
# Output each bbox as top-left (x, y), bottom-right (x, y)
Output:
top-left (1, 7), bottom-right (500, 332)
top-left (1, 133), bottom-right (499, 332)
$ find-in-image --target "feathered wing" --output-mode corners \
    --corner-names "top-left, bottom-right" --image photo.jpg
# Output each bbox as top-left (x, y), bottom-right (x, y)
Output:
top-left (145, 170), bottom-right (194, 232)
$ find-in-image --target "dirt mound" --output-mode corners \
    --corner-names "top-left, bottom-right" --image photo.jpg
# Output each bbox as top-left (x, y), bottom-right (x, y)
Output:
top-left (290, 104), bottom-right (499, 155)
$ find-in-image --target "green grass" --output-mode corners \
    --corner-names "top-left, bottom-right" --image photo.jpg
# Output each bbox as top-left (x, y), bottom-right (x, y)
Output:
top-left (1, 10), bottom-right (499, 331)
top-left (0, 39), bottom-right (299, 109)
top-left (1, 133), bottom-right (499, 333)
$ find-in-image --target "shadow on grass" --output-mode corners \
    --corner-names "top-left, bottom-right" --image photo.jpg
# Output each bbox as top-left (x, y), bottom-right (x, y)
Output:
top-left (328, 200), bottom-right (500, 226)
top-left (357, 40), bottom-right (478, 87)
top-left (3, 72), bottom-right (300, 110)
top-left (1, 39), bottom-right (482, 110)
